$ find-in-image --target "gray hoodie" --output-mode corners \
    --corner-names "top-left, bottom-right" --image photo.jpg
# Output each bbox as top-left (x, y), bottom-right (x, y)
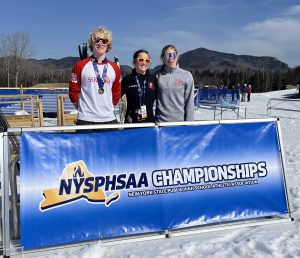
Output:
top-left (156, 65), bottom-right (194, 122)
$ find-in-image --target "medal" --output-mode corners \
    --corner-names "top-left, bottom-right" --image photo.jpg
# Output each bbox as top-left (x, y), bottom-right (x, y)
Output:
top-left (98, 87), bottom-right (105, 94)
top-left (92, 58), bottom-right (108, 96)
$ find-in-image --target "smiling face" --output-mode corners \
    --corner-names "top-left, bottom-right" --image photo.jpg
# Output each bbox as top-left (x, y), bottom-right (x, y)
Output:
top-left (91, 34), bottom-right (108, 57)
top-left (88, 28), bottom-right (112, 59)
top-left (162, 47), bottom-right (178, 69)
top-left (133, 52), bottom-right (151, 75)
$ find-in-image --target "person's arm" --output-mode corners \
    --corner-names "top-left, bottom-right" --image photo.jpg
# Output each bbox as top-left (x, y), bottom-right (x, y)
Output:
top-left (69, 62), bottom-right (82, 109)
top-left (111, 62), bottom-right (122, 106)
top-left (184, 72), bottom-right (195, 121)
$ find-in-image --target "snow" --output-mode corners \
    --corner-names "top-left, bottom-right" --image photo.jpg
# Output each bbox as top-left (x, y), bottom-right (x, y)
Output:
top-left (7, 89), bottom-right (300, 257)
top-left (50, 89), bottom-right (299, 258)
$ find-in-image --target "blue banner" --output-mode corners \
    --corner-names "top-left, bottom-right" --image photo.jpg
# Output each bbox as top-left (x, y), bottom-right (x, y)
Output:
top-left (20, 121), bottom-right (288, 249)
top-left (196, 88), bottom-right (240, 105)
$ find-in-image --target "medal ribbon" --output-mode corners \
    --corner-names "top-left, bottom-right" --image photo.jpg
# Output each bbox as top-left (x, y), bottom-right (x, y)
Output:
top-left (92, 57), bottom-right (108, 92)
top-left (135, 75), bottom-right (147, 106)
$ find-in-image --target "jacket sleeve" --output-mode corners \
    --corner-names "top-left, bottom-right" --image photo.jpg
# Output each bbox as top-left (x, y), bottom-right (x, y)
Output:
top-left (184, 72), bottom-right (195, 121)
top-left (69, 62), bottom-right (82, 104)
top-left (111, 62), bottom-right (122, 106)
top-left (121, 76), bottom-right (127, 97)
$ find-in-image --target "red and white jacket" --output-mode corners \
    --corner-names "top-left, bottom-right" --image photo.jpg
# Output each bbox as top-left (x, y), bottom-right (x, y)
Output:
top-left (69, 57), bottom-right (121, 122)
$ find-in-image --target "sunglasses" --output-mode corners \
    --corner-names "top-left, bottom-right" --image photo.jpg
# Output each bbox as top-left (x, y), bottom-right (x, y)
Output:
top-left (135, 58), bottom-right (151, 64)
top-left (94, 38), bottom-right (108, 45)
top-left (164, 53), bottom-right (177, 59)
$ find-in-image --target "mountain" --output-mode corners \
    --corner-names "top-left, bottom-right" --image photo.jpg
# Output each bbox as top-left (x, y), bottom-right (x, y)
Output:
top-left (37, 57), bottom-right (80, 69)
top-left (178, 47), bottom-right (289, 71)
top-left (19, 47), bottom-right (289, 76)
top-left (22, 57), bottom-right (79, 75)
top-left (23, 57), bottom-right (132, 76)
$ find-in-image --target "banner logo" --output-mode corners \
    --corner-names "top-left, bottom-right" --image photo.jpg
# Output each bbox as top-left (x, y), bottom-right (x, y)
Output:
top-left (40, 160), bottom-right (121, 211)
top-left (40, 160), bottom-right (267, 211)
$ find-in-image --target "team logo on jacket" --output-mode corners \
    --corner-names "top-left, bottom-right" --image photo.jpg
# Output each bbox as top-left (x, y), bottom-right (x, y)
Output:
top-left (103, 76), bottom-right (110, 84)
top-left (148, 82), bottom-right (156, 90)
top-left (70, 73), bottom-right (78, 83)
top-left (174, 79), bottom-right (184, 87)
top-left (88, 76), bottom-right (110, 84)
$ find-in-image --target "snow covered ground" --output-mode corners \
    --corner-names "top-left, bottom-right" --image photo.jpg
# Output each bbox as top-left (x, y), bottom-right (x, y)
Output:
top-left (45, 89), bottom-right (300, 258)
top-left (1, 89), bottom-right (299, 257)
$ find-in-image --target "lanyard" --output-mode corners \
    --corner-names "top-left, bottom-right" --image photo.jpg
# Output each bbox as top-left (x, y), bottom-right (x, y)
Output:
top-left (92, 58), bottom-right (108, 91)
top-left (135, 75), bottom-right (147, 106)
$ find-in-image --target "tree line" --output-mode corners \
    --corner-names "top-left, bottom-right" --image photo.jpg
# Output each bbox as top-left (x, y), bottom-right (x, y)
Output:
top-left (1, 32), bottom-right (299, 92)
top-left (190, 67), bottom-right (300, 92)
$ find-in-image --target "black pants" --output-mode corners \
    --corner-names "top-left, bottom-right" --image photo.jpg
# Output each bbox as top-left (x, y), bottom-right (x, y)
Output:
top-left (76, 119), bottom-right (119, 132)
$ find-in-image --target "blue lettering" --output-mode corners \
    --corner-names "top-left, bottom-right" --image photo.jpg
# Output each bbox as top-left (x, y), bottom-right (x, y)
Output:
top-left (73, 178), bottom-right (85, 194)
top-left (116, 174), bottom-right (127, 190)
top-left (138, 172), bottom-right (149, 188)
top-left (83, 177), bottom-right (94, 193)
top-left (94, 176), bottom-right (105, 192)
top-left (105, 175), bottom-right (117, 191)
top-left (125, 173), bottom-right (137, 189)
top-left (59, 179), bottom-right (72, 195)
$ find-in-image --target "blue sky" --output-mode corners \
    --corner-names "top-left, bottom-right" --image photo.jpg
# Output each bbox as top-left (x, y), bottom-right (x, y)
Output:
top-left (1, 0), bottom-right (300, 68)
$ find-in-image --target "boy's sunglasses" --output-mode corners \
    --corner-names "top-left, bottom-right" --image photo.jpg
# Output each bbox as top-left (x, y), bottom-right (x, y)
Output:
top-left (94, 38), bottom-right (108, 45)
top-left (135, 58), bottom-right (151, 64)
top-left (164, 53), bottom-right (177, 59)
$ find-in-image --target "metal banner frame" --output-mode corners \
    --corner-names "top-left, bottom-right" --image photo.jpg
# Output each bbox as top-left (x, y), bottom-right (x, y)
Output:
top-left (1, 118), bottom-right (294, 257)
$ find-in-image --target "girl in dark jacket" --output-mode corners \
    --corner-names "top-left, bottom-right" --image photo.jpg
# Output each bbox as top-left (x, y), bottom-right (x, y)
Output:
top-left (121, 50), bottom-right (157, 123)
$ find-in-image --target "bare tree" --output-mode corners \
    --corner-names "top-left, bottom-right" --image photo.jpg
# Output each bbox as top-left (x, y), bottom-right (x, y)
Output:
top-left (0, 34), bottom-right (12, 87)
top-left (0, 32), bottom-right (35, 87)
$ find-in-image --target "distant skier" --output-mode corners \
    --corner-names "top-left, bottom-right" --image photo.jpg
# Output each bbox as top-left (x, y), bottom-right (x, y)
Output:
top-left (247, 85), bottom-right (252, 102)
top-left (241, 83), bottom-right (247, 102)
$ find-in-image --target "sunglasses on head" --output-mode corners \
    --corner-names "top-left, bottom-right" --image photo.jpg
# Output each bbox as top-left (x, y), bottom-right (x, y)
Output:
top-left (94, 38), bottom-right (108, 44)
top-left (164, 53), bottom-right (177, 59)
top-left (135, 58), bottom-right (151, 64)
